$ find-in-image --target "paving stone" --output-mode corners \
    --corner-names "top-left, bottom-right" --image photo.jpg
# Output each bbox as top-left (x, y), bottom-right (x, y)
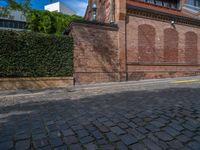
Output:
top-left (15, 133), bottom-right (30, 141)
top-left (0, 135), bottom-right (12, 143)
top-left (76, 129), bottom-right (89, 138)
top-left (163, 126), bottom-right (180, 137)
top-left (182, 123), bottom-right (197, 131)
top-left (187, 141), bottom-right (200, 150)
top-left (110, 126), bottom-right (125, 135)
top-left (62, 129), bottom-right (75, 137)
top-left (129, 129), bottom-right (145, 140)
top-left (33, 138), bottom-right (49, 148)
top-left (32, 133), bottom-right (47, 140)
top-left (0, 141), bottom-right (13, 150)
top-left (54, 145), bottom-right (68, 150)
top-left (15, 139), bottom-right (30, 150)
top-left (84, 143), bottom-right (98, 150)
top-left (143, 139), bottom-right (162, 150)
top-left (115, 142), bottom-right (128, 150)
top-left (105, 132), bottom-right (119, 142)
top-left (150, 121), bottom-right (166, 128)
top-left (86, 125), bottom-right (97, 132)
top-left (167, 140), bottom-right (184, 149)
top-left (49, 137), bottom-right (63, 148)
top-left (136, 127), bottom-right (148, 134)
top-left (92, 130), bottom-right (103, 140)
top-left (130, 142), bottom-right (148, 150)
top-left (145, 124), bottom-right (160, 132)
top-left (169, 123), bottom-right (184, 131)
top-left (71, 125), bottom-right (84, 131)
top-left (98, 126), bottom-right (109, 133)
top-left (97, 138), bottom-right (108, 145)
top-left (63, 135), bottom-right (78, 145)
top-left (127, 122), bottom-right (137, 128)
top-left (155, 132), bottom-right (174, 141)
top-left (147, 133), bottom-right (169, 149)
top-left (103, 121), bottom-right (115, 127)
top-left (80, 136), bottom-right (94, 144)
top-left (176, 134), bottom-right (191, 143)
top-left (193, 135), bottom-right (200, 142)
top-left (118, 122), bottom-right (129, 129)
top-left (37, 145), bottom-right (51, 150)
top-left (182, 130), bottom-right (195, 138)
top-left (100, 144), bottom-right (115, 150)
top-left (69, 144), bottom-right (83, 150)
top-left (120, 134), bottom-right (138, 145)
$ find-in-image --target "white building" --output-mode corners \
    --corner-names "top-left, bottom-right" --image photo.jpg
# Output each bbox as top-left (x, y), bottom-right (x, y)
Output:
top-left (44, 1), bottom-right (76, 15)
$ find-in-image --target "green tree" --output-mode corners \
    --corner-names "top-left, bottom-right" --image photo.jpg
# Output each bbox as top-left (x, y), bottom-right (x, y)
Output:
top-left (26, 10), bottom-right (82, 35)
top-left (0, 0), bottom-right (31, 16)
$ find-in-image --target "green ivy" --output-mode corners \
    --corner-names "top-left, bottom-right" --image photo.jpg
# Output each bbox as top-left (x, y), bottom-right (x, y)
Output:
top-left (26, 10), bottom-right (82, 35)
top-left (0, 30), bottom-right (73, 77)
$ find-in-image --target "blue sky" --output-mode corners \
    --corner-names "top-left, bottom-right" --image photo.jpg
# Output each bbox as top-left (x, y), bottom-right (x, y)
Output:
top-left (0, 0), bottom-right (88, 16)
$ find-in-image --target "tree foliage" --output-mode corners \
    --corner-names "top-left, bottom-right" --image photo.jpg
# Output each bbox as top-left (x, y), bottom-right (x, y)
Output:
top-left (0, 0), bottom-right (31, 16)
top-left (26, 10), bottom-right (82, 35)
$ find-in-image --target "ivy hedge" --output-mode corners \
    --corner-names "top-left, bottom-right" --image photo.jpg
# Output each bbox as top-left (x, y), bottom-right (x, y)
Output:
top-left (0, 30), bottom-right (73, 77)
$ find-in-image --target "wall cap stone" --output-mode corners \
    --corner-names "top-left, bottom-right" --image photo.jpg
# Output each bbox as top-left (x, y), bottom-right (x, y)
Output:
top-left (63, 20), bottom-right (118, 35)
top-left (0, 77), bottom-right (74, 82)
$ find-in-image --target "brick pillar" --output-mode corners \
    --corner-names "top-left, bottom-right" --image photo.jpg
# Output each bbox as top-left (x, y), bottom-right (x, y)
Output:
top-left (115, 0), bottom-right (127, 81)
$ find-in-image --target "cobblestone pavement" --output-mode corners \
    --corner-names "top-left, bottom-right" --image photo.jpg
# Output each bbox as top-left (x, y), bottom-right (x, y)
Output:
top-left (1, 77), bottom-right (200, 150)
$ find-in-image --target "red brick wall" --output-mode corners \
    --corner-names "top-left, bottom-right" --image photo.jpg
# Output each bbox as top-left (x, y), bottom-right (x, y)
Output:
top-left (85, 0), bottom-right (113, 23)
top-left (126, 15), bottom-right (200, 80)
top-left (70, 23), bottom-right (119, 84)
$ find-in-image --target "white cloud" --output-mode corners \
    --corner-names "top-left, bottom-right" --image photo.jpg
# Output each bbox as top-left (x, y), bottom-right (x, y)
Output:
top-left (62, 0), bottom-right (88, 16)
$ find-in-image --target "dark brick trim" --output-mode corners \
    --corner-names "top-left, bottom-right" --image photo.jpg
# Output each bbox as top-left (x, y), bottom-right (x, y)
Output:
top-left (63, 20), bottom-right (118, 35)
top-left (127, 62), bottom-right (200, 66)
top-left (127, 5), bottom-right (200, 28)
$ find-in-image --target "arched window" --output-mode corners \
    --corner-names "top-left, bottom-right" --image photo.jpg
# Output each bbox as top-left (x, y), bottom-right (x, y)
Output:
top-left (185, 32), bottom-right (198, 64)
top-left (138, 24), bottom-right (156, 63)
top-left (164, 28), bottom-right (179, 63)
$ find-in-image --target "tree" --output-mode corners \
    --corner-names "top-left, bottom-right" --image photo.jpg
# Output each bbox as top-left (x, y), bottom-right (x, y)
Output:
top-left (26, 10), bottom-right (82, 35)
top-left (0, 0), bottom-right (31, 16)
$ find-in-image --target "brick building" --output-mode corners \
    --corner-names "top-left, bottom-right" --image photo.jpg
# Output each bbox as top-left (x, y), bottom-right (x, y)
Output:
top-left (68, 0), bottom-right (200, 84)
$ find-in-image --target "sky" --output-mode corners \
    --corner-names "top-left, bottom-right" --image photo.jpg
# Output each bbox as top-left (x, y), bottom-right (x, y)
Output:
top-left (0, 0), bottom-right (88, 16)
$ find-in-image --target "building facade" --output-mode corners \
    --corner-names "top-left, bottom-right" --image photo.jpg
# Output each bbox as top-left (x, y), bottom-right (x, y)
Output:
top-left (44, 2), bottom-right (75, 15)
top-left (69, 0), bottom-right (200, 84)
top-left (0, 8), bottom-right (26, 30)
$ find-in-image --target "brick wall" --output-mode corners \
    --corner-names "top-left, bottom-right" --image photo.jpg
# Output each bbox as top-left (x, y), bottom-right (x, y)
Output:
top-left (126, 15), bottom-right (200, 80)
top-left (85, 0), bottom-right (114, 23)
top-left (70, 22), bottom-right (119, 84)
top-left (71, 0), bottom-right (200, 84)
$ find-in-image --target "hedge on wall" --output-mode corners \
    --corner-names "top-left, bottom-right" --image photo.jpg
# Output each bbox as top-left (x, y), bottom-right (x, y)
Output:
top-left (0, 30), bottom-right (73, 77)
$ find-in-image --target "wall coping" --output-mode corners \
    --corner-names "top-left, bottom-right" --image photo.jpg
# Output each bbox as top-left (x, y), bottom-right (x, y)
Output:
top-left (127, 5), bottom-right (200, 28)
top-left (127, 62), bottom-right (200, 66)
top-left (0, 77), bottom-right (73, 82)
top-left (63, 20), bottom-right (119, 35)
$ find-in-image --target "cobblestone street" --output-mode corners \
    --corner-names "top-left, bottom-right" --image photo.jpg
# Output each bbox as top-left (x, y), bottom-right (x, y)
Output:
top-left (0, 77), bottom-right (200, 150)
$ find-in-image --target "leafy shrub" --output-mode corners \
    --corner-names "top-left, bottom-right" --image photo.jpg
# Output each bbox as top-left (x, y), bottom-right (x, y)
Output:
top-left (0, 30), bottom-right (73, 77)
top-left (26, 10), bottom-right (82, 35)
